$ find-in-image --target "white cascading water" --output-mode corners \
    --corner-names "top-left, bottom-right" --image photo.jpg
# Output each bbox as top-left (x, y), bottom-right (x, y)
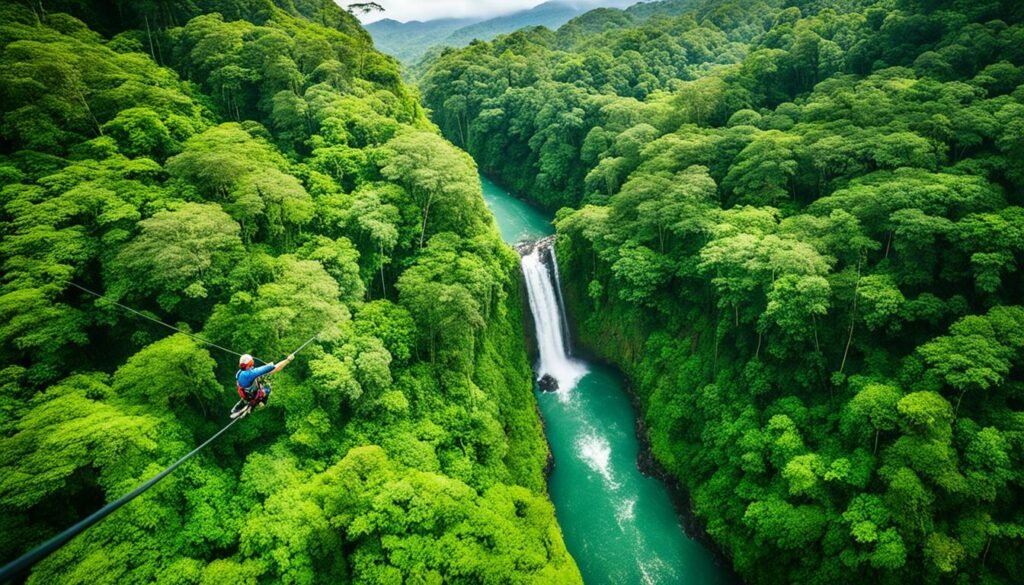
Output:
top-left (549, 250), bottom-right (573, 354)
top-left (521, 243), bottom-right (587, 399)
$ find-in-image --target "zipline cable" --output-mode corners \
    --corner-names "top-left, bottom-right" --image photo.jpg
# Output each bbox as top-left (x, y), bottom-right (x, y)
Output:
top-left (0, 287), bottom-right (327, 579)
top-left (0, 414), bottom-right (247, 584)
top-left (289, 332), bottom-right (321, 357)
top-left (65, 281), bottom-right (269, 365)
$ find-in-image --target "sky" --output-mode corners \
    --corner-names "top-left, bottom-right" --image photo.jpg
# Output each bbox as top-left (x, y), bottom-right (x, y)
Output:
top-left (347, 0), bottom-right (633, 24)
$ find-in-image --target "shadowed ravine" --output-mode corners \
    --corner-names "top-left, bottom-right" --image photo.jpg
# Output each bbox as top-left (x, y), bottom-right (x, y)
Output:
top-left (482, 175), bottom-right (732, 584)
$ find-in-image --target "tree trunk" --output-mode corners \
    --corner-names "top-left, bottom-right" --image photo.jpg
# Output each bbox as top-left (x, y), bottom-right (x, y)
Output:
top-left (429, 328), bottom-right (435, 364)
top-left (419, 194), bottom-right (434, 248)
top-left (144, 14), bottom-right (157, 61)
top-left (153, 29), bottom-right (165, 65)
top-left (76, 88), bottom-right (103, 137)
top-left (812, 314), bottom-right (821, 354)
top-left (954, 388), bottom-right (968, 420)
top-left (28, 0), bottom-right (41, 25)
top-left (840, 263), bottom-right (862, 374)
top-left (379, 241), bottom-right (387, 298)
top-left (840, 316), bottom-right (855, 374)
top-left (713, 328), bottom-right (719, 380)
top-left (458, 110), bottom-right (467, 148)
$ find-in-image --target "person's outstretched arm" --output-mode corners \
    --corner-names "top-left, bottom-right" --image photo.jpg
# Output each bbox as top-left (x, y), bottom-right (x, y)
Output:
top-left (270, 354), bottom-right (295, 375)
top-left (250, 363), bottom-right (276, 377)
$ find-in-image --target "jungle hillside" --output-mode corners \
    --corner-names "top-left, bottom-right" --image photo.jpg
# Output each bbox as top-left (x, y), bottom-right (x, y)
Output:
top-left (0, 1), bottom-right (580, 583)
top-left (421, 0), bottom-right (1024, 583)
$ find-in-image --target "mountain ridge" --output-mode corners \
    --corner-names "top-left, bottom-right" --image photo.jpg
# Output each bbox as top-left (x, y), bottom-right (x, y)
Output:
top-left (367, 0), bottom-right (644, 64)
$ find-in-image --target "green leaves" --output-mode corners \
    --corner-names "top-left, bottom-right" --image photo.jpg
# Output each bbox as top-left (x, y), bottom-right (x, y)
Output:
top-left (0, 4), bottom-right (576, 584)
top-left (205, 254), bottom-right (350, 359)
top-left (764, 274), bottom-right (830, 344)
top-left (896, 392), bottom-right (953, 437)
top-left (237, 169), bottom-right (313, 237)
top-left (5, 0), bottom-right (1024, 582)
top-left (308, 352), bottom-right (363, 404)
top-left (447, 1), bottom-right (1024, 583)
top-left (396, 234), bottom-right (505, 368)
top-left (102, 108), bottom-right (179, 160)
top-left (722, 130), bottom-right (799, 207)
top-left (743, 498), bottom-right (828, 550)
top-left (919, 308), bottom-right (1024, 395)
top-left (166, 124), bottom-right (288, 199)
top-left (353, 301), bottom-right (417, 364)
top-left (0, 287), bottom-right (88, 382)
top-left (610, 241), bottom-right (673, 305)
top-left (781, 453), bottom-right (824, 497)
top-left (244, 447), bottom-right (581, 584)
top-left (924, 532), bottom-right (966, 573)
top-left (111, 334), bottom-right (220, 408)
top-left (856, 275), bottom-right (905, 333)
top-left (380, 131), bottom-right (489, 248)
top-left (109, 202), bottom-right (244, 311)
top-left (846, 383), bottom-right (901, 452)
top-left (0, 375), bottom-right (159, 509)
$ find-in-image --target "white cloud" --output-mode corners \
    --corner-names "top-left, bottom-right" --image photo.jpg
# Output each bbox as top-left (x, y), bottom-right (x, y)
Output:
top-left (345, 0), bottom-right (629, 24)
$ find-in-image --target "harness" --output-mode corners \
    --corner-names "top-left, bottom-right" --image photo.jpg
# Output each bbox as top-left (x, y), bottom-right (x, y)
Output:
top-left (236, 369), bottom-right (265, 401)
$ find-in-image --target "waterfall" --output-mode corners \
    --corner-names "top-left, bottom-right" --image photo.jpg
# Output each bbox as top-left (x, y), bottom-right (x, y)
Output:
top-left (521, 239), bottom-right (587, 398)
top-left (549, 248), bottom-right (573, 355)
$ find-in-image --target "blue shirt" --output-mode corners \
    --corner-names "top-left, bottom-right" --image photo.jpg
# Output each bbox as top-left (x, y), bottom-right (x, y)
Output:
top-left (237, 363), bottom-right (275, 390)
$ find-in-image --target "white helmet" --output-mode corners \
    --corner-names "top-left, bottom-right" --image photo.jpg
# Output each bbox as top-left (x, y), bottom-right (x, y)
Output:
top-left (239, 354), bottom-right (255, 369)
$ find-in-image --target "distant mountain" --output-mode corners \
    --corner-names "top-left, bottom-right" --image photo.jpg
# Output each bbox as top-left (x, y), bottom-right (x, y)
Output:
top-left (442, 2), bottom-right (582, 48)
top-left (367, 1), bottom-right (645, 65)
top-left (554, 0), bottom-right (701, 42)
top-left (365, 17), bottom-right (480, 64)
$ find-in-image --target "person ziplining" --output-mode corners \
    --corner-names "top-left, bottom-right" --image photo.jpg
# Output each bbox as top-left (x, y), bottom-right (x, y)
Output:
top-left (229, 335), bottom-right (320, 419)
top-left (66, 280), bottom-right (322, 419)
top-left (231, 352), bottom-right (295, 418)
top-left (0, 283), bottom-right (325, 582)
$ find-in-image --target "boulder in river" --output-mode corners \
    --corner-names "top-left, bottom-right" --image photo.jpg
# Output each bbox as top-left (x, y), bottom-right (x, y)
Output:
top-left (538, 374), bottom-right (559, 392)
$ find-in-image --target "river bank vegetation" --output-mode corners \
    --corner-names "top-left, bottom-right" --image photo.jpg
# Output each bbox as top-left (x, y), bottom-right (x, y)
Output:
top-left (0, 1), bottom-right (580, 582)
top-left (422, 0), bottom-right (1024, 583)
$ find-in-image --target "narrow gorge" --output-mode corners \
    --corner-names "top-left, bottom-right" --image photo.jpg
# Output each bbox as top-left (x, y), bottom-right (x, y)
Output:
top-left (483, 177), bottom-right (731, 584)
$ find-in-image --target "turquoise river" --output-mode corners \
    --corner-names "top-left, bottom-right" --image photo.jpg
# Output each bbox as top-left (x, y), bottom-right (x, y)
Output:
top-left (481, 175), bottom-right (733, 585)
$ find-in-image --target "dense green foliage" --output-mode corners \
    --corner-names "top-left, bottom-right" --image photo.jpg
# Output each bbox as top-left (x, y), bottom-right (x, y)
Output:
top-left (423, 0), bottom-right (1024, 583)
top-left (0, 1), bottom-right (580, 582)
